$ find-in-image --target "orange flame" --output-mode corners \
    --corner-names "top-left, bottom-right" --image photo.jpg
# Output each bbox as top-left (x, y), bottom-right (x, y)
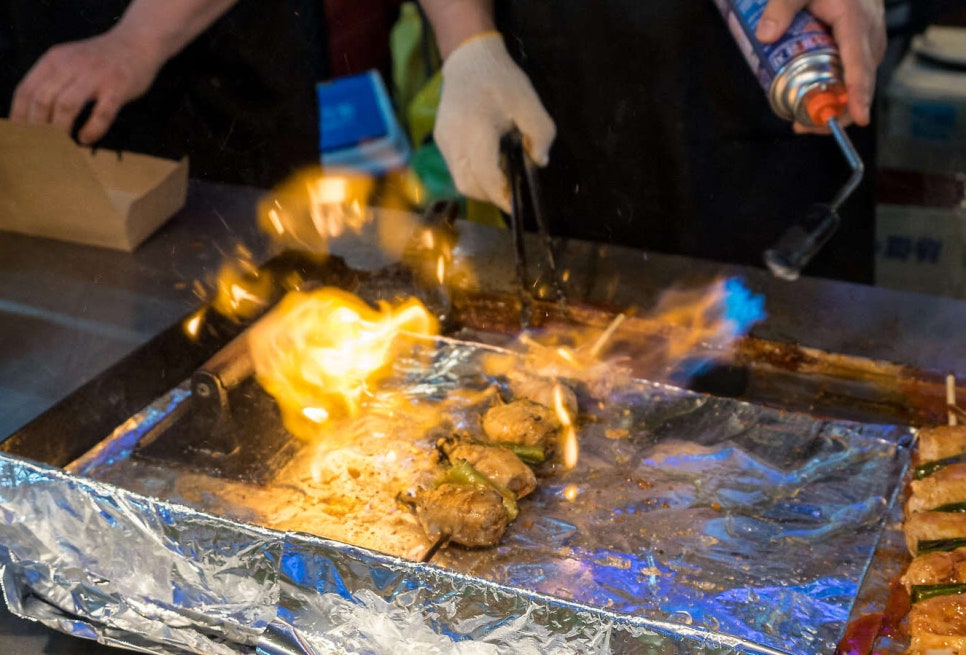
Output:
top-left (649, 278), bottom-right (763, 361)
top-left (553, 383), bottom-right (579, 470)
top-left (248, 288), bottom-right (439, 440)
top-left (210, 260), bottom-right (274, 322)
top-left (492, 278), bottom-right (763, 390)
top-left (436, 255), bottom-right (446, 286)
top-left (183, 308), bottom-right (205, 340)
top-left (256, 168), bottom-right (376, 254)
top-left (255, 167), bottom-right (428, 257)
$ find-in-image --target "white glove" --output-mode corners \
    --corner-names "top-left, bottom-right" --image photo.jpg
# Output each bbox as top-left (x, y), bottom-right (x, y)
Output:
top-left (434, 32), bottom-right (556, 213)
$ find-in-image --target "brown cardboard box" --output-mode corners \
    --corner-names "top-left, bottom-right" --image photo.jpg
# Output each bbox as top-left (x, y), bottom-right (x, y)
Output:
top-left (0, 119), bottom-right (188, 251)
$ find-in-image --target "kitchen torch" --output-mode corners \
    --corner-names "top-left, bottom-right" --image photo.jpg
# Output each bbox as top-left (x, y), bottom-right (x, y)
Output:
top-left (712, 0), bottom-right (865, 280)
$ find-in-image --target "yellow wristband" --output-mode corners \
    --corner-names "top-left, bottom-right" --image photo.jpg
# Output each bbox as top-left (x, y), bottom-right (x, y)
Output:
top-left (457, 30), bottom-right (502, 49)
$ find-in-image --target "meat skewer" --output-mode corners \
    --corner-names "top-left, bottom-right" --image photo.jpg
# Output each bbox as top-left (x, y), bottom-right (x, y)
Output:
top-left (411, 377), bottom-right (576, 554)
top-left (481, 399), bottom-right (561, 456)
top-left (415, 482), bottom-right (510, 548)
top-left (902, 424), bottom-right (966, 652)
top-left (439, 438), bottom-right (537, 499)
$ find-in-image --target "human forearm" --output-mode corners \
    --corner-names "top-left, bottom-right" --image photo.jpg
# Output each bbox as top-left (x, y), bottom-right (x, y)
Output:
top-left (419, 0), bottom-right (495, 58)
top-left (10, 0), bottom-right (239, 143)
top-left (114, 0), bottom-right (239, 63)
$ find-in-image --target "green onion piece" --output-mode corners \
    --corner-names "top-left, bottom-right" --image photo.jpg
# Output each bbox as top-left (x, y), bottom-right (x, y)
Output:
top-left (442, 460), bottom-right (519, 521)
top-left (504, 444), bottom-right (546, 464)
top-left (442, 459), bottom-right (488, 487)
top-left (918, 538), bottom-right (966, 555)
top-left (915, 452), bottom-right (966, 480)
top-left (911, 583), bottom-right (966, 604)
top-left (932, 502), bottom-right (966, 513)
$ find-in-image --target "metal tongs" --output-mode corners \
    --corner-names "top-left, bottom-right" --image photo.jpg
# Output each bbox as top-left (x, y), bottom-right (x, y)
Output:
top-left (499, 129), bottom-right (566, 326)
top-left (763, 117), bottom-right (865, 281)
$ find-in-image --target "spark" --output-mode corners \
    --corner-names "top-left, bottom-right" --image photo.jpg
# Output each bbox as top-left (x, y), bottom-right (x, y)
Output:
top-left (436, 256), bottom-right (446, 285)
top-left (556, 347), bottom-right (579, 366)
top-left (183, 309), bottom-right (205, 339)
top-left (267, 208), bottom-right (285, 234)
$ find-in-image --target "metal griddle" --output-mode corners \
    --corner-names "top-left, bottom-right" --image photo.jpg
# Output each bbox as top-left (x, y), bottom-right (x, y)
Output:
top-left (0, 255), bottom-right (915, 654)
top-left (2, 243), bottom-right (956, 479)
top-left (0, 181), bottom-right (966, 652)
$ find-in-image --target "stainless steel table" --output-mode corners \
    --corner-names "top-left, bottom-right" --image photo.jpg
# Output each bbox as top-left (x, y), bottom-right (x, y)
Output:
top-left (2, 179), bottom-right (965, 653)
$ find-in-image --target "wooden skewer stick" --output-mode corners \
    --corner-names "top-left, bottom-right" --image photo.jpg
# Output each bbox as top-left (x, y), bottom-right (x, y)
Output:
top-left (590, 313), bottom-right (627, 360)
top-left (948, 404), bottom-right (966, 423)
top-left (948, 373), bottom-right (958, 427)
top-left (420, 534), bottom-right (449, 563)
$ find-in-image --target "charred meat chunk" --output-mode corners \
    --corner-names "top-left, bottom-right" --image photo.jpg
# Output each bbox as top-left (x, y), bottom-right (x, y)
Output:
top-left (508, 374), bottom-right (578, 417)
top-left (443, 441), bottom-right (537, 498)
top-left (909, 463), bottom-right (966, 516)
top-left (908, 594), bottom-right (966, 654)
top-left (415, 483), bottom-right (509, 547)
top-left (905, 511), bottom-right (966, 557)
top-left (919, 426), bottom-right (966, 464)
top-left (482, 399), bottom-right (560, 454)
top-left (903, 547), bottom-right (966, 593)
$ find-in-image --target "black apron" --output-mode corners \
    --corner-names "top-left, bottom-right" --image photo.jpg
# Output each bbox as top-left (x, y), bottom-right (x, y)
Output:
top-left (1, 0), bottom-right (326, 189)
top-left (495, 0), bottom-right (876, 284)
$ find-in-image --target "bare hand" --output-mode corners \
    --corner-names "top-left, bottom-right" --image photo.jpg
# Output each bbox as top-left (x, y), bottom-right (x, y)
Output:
top-left (756, 0), bottom-right (886, 133)
top-left (10, 28), bottom-right (164, 145)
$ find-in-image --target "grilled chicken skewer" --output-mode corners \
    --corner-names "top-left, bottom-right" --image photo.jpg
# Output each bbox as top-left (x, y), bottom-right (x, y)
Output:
top-left (414, 379), bottom-right (574, 554)
top-left (439, 439), bottom-right (537, 498)
top-left (903, 425), bottom-right (966, 653)
top-left (415, 482), bottom-right (510, 548)
top-left (482, 399), bottom-right (561, 456)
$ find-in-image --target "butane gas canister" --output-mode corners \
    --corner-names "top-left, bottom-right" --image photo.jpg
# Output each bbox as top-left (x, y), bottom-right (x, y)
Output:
top-left (712, 0), bottom-right (866, 280)
top-left (712, 0), bottom-right (848, 128)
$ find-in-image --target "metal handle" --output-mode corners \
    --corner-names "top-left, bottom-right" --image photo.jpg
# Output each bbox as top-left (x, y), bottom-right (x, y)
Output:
top-left (764, 117), bottom-right (865, 281)
top-left (827, 117), bottom-right (865, 213)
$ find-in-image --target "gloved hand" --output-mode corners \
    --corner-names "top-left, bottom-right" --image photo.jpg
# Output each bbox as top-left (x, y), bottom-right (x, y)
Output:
top-left (434, 32), bottom-right (556, 213)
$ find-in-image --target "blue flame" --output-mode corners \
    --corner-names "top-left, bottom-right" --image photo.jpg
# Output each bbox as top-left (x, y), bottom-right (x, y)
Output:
top-left (723, 277), bottom-right (766, 335)
top-left (669, 277), bottom-right (766, 383)
top-left (670, 277), bottom-right (766, 386)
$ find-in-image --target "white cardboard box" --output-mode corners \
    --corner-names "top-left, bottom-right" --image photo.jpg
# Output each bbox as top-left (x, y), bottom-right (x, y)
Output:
top-left (875, 27), bottom-right (966, 298)
top-left (876, 202), bottom-right (966, 299)
top-left (0, 120), bottom-right (188, 251)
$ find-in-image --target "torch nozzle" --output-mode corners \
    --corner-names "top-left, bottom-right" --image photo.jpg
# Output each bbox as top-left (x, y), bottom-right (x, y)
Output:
top-left (763, 116), bottom-right (864, 281)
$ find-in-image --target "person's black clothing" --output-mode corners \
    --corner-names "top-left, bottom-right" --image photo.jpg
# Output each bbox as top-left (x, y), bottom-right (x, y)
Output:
top-left (1, 0), bottom-right (326, 189)
top-left (496, 0), bottom-right (877, 284)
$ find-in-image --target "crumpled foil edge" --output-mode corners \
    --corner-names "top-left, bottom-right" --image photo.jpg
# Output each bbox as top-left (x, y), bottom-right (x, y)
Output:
top-left (0, 453), bottom-right (794, 655)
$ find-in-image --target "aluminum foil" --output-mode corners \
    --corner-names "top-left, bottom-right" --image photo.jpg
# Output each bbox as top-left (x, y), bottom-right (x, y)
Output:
top-left (0, 338), bottom-right (912, 654)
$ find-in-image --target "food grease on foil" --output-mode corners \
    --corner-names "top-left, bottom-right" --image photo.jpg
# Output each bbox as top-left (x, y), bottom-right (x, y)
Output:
top-left (0, 338), bottom-right (912, 655)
